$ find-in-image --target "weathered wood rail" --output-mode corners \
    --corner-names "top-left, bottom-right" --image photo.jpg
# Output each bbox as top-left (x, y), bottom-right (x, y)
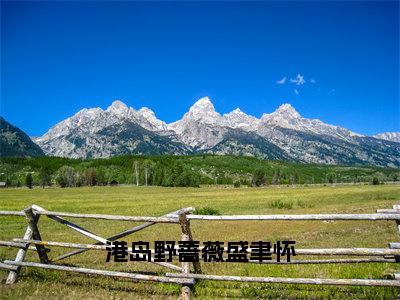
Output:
top-left (1, 204), bottom-right (400, 299)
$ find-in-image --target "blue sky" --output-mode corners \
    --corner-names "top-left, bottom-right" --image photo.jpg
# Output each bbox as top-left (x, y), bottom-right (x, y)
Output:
top-left (1, 1), bottom-right (399, 136)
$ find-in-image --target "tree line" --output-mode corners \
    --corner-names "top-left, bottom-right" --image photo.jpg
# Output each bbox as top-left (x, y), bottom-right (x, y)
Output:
top-left (17, 160), bottom-right (201, 188)
top-left (1, 155), bottom-right (398, 188)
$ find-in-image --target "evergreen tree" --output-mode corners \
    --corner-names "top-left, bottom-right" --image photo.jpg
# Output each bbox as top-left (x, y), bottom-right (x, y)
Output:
top-left (39, 167), bottom-right (51, 188)
top-left (25, 173), bottom-right (33, 189)
top-left (153, 163), bottom-right (165, 186)
top-left (327, 172), bottom-right (336, 184)
top-left (372, 176), bottom-right (380, 185)
top-left (174, 168), bottom-right (199, 187)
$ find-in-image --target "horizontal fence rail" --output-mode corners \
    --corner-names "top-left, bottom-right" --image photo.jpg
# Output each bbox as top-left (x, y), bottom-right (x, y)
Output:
top-left (3, 210), bottom-right (400, 221)
top-left (1, 204), bottom-right (400, 299)
top-left (3, 261), bottom-right (194, 285)
top-left (5, 239), bottom-right (400, 257)
top-left (377, 209), bottom-right (400, 214)
top-left (35, 211), bottom-right (180, 223)
top-left (0, 210), bottom-right (26, 216)
top-left (186, 214), bottom-right (400, 221)
top-left (165, 273), bottom-right (400, 287)
top-left (247, 258), bottom-right (395, 264)
top-left (1, 239), bottom-right (396, 265)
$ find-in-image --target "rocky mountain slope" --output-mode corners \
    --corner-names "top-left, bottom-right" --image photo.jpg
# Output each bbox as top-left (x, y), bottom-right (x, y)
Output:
top-left (32, 97), bottom-right (399, 167)
top-left (0, 117), bottom-right (44, 157)
top-left (34, 101), bottom-right (187, 158)
top-left (374, 132), bottom-right (400, 143)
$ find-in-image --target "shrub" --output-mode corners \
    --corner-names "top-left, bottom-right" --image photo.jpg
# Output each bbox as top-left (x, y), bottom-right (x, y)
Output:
top-left (296, 200), bottom-right (315, 208)
top-left (195, 206), bottom-right (221, 215)
top-left (372, 176), bottom-right (380, 185)
top-left (268, 200), bottom-right (293, 209)
top-left (233, 181), bottom-right (241, 188)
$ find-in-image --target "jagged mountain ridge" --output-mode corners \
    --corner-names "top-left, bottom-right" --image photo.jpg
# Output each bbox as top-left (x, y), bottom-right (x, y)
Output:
top-left (35, 102), bottom-right (187, 158)
top-left (34, 97), bottom-right (400, 167)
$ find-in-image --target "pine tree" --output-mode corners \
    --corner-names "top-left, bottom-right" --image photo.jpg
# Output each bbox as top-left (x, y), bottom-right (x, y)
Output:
top-left (25, 173), bottom-right (33, 189)
top-left (39, 167), bottom-right (51, 188)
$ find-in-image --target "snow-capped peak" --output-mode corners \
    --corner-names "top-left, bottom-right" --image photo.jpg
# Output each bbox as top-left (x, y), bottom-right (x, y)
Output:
top-left (273, 103), bottom-right (301, 119)
top-left (261, 103), bottom-right (301, 124)
top-left (223, 108), bottom-right (259, 130)
top-left (183, 96), bottom-right (221, 124)
top-left (189, 96), bottom-right (216, 113)
top-left (106, 100), bottom-right (130, 115)
top-left (259, 103), bottom-right (359, 140)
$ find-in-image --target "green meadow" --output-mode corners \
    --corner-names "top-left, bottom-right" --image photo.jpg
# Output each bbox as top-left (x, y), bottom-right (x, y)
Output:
top-left (1, 184), bottom-right (400, 299)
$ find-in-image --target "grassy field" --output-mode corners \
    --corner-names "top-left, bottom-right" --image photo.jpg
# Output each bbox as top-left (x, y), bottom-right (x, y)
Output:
top-left (1, 184), bottom-right (400, 299)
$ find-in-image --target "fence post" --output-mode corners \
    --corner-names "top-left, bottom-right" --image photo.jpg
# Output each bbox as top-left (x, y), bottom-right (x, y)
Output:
top-left (179, 212), bottom-right (202, 274)
top-left (6, 225), bottom-right (33, 284)
top-left (24, 206), bottom-right (49, 264)
top-left (179, 212), bottom-right (201, 300)
top-left (392, 205), bottom-right (400, 263)
top-left (393, 204), bottom-right (400, 300)
top-left (179, 213), bottom-right (191, 300)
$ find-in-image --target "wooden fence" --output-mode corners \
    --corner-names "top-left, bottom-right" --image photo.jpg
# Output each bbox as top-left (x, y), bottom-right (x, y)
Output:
top-left (1, 204), bottom-right (400, 299)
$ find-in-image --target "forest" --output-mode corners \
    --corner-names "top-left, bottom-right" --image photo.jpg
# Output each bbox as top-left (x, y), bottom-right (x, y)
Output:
top-left (1, 155), bottom-right (399, 188)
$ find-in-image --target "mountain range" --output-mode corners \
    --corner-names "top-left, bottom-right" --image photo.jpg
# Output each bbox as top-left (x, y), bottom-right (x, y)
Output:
top-left (28, 97), bottom-right (399, 167)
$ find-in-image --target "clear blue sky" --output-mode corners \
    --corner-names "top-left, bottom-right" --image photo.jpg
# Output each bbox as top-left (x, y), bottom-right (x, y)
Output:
top-left (1, 1), bottom-right (399, 136)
